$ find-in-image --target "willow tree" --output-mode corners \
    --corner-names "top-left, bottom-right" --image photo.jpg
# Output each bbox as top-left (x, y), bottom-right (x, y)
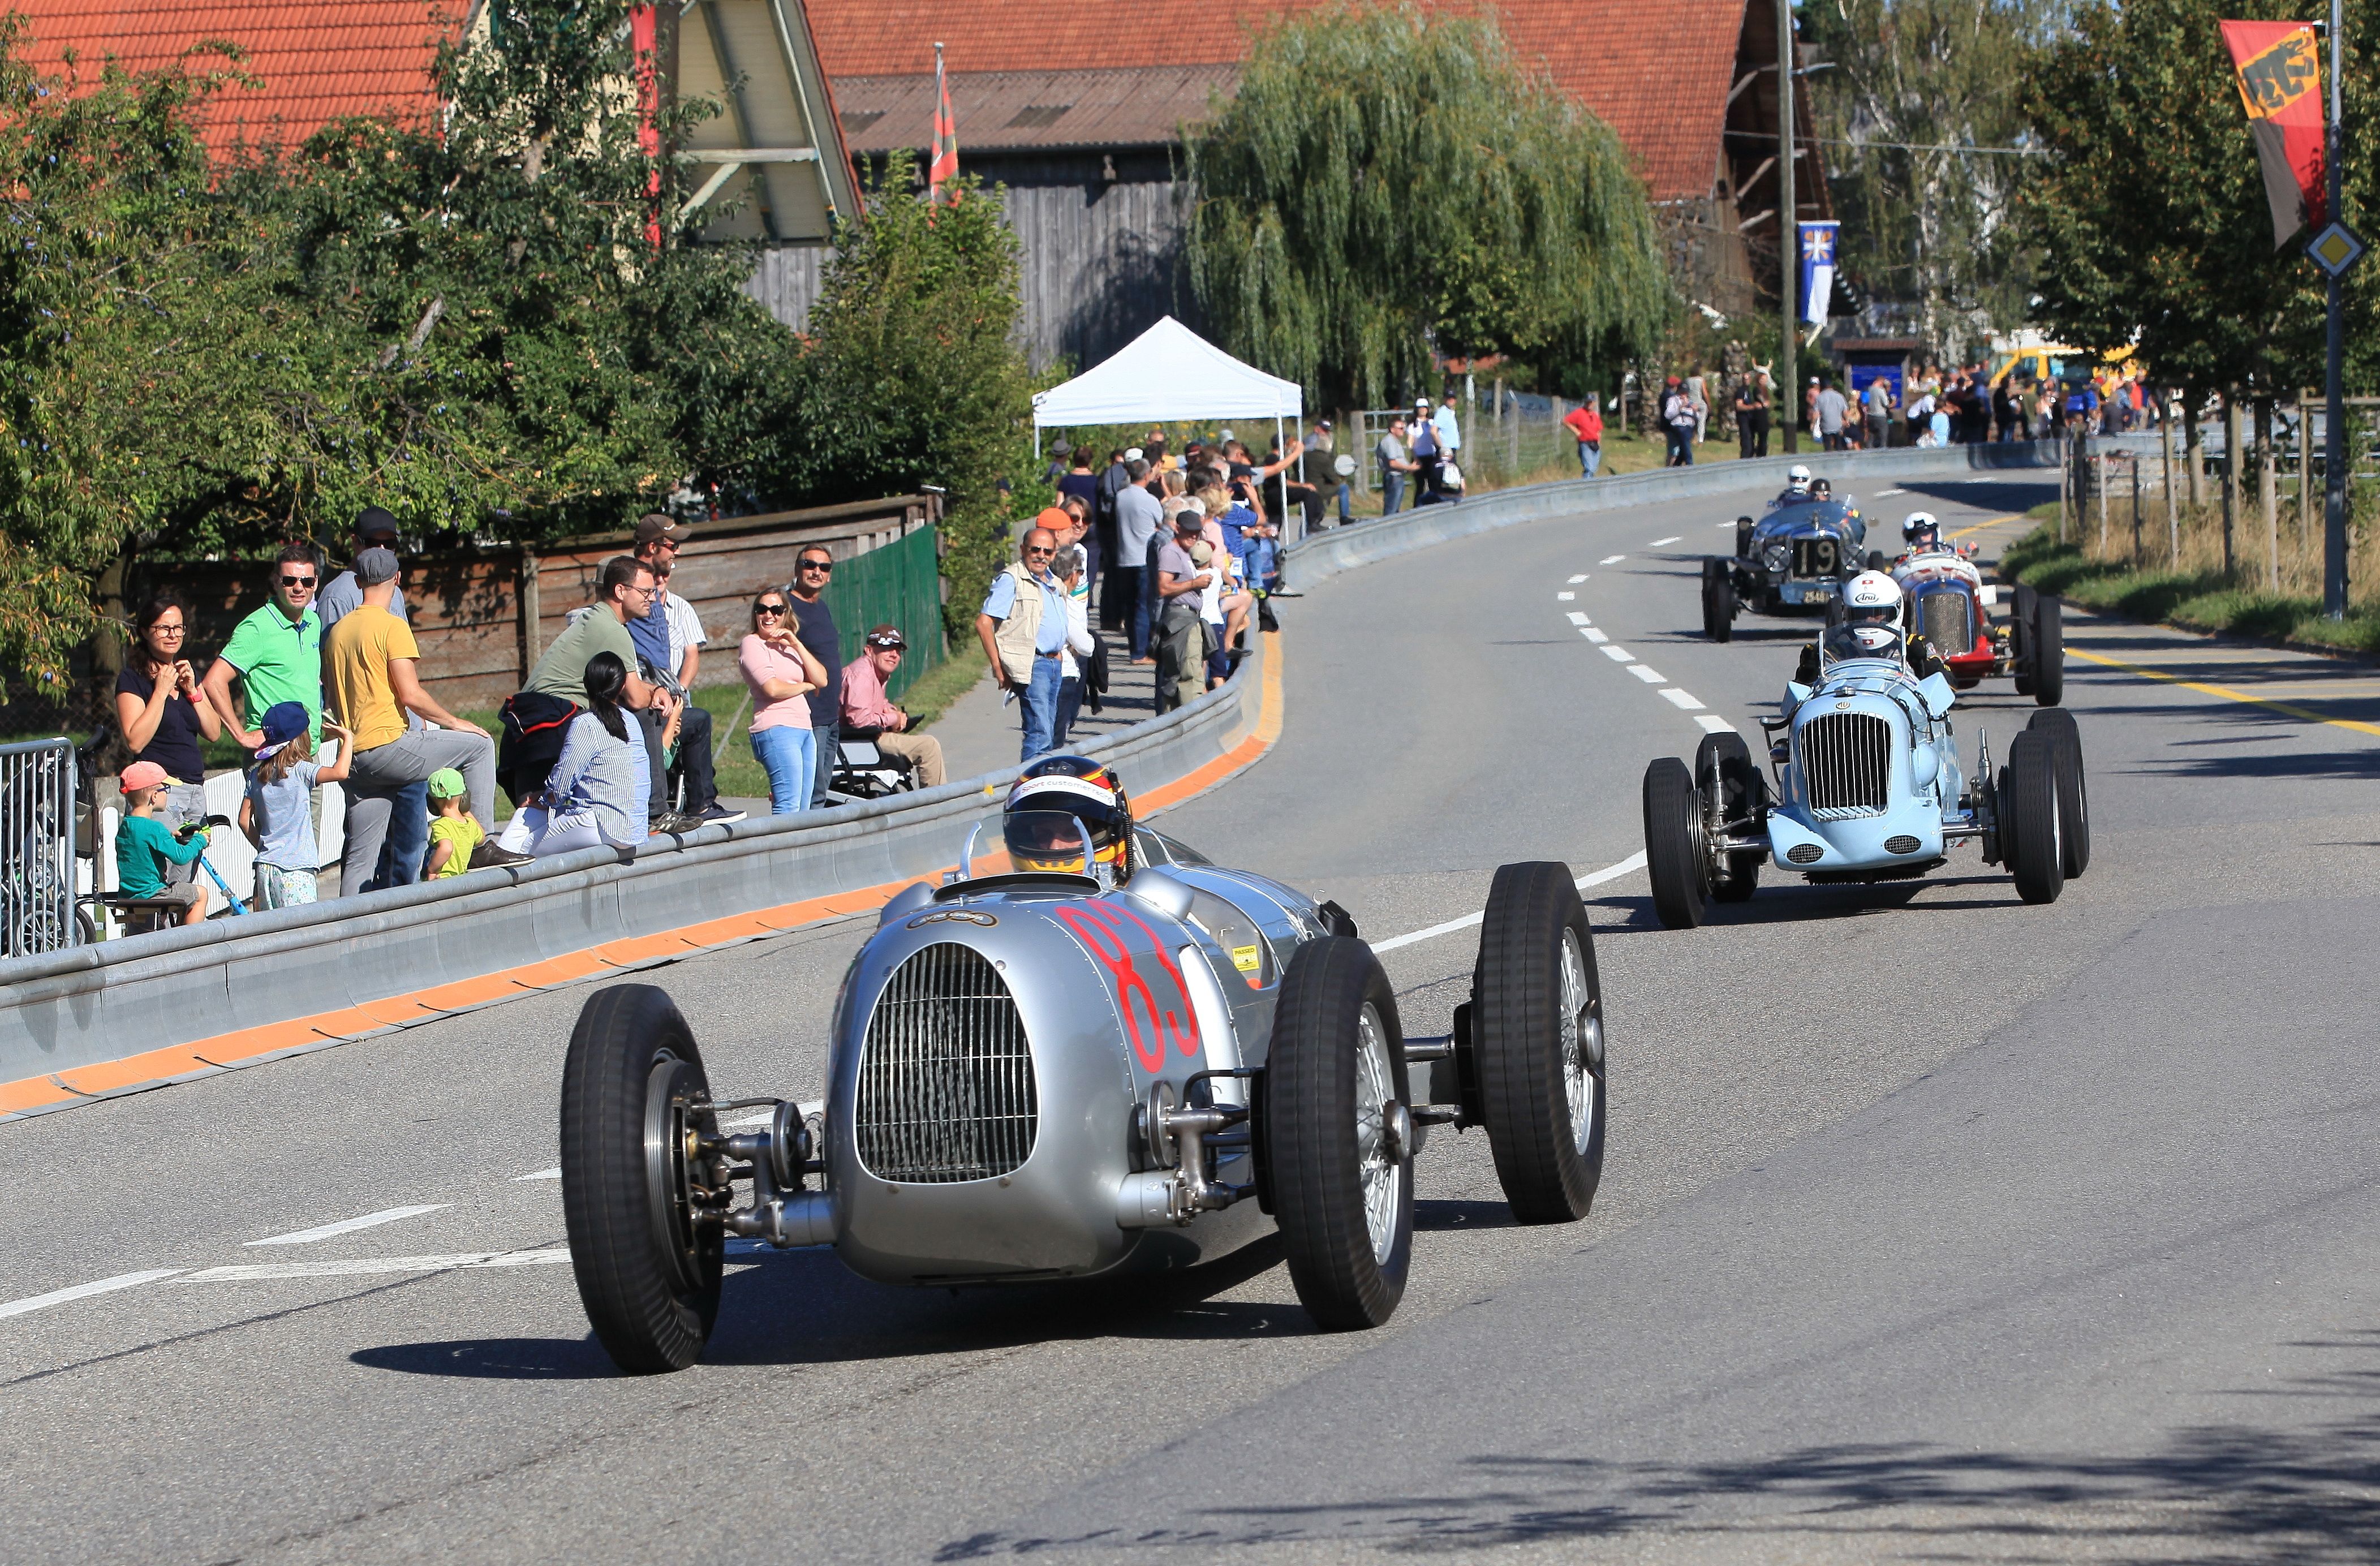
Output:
top-left (1184, 3), bottom-right (1668, 409)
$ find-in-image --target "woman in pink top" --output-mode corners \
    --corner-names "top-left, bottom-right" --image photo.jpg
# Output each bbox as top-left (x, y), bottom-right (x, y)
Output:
top-left (738, 589), bottom-right (830, 815)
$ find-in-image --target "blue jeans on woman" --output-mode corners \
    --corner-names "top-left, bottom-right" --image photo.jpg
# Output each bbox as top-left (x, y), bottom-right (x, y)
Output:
top-left (749, 725), bottom-right (816, 816)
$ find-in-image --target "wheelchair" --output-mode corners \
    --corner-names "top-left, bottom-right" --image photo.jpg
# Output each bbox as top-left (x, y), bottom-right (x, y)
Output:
top-left (830, 726), bottom-right (919, 801)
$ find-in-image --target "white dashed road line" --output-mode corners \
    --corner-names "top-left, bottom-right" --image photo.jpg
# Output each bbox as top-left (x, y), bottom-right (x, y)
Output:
top-left (1649, 536), bottom-right (1681, 547)
top-left (515, 1168), bottom-right (562, 1181)
top-left (186, 1250), bottom-right (573, 1283)
top-left (1583, 628), bottom-right (1609, 643)
top-left (1565, 612), bottom-right (1590, 626)
top-left (0, 1269), bottom-right (184, 1322)
top-left (1600, 554), bottom-right (1626, 565)
top-left (247, 1205), bottom-right (449, 1247)
top-left (1599, 644), bottom-right (1635, 662)
top-left (1878, 487), bottom-right (1906, 496)
top-left (1628, 665), bottom-right (1665, 684)
top-left (1557, 591), bottom-right (1576, 601)
top-left (1660, 689), bottom-right (1707, 711)
top-left (1567, 574), bottom-right (1588, 583)
top-left (1695, 714), bottom-right (1740, 735)
top-left (1371, 853), bottom-right (1651, 954)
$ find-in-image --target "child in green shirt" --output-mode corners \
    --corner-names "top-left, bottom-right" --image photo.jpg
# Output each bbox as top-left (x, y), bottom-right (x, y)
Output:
top-left (114, 760), bottom-right (210, 925)
top-left (423, 767), bottom-right (486, 879)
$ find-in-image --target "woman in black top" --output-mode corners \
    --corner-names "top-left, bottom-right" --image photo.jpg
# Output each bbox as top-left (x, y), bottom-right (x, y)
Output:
top-left (114, 591), bottom-right (221, 883)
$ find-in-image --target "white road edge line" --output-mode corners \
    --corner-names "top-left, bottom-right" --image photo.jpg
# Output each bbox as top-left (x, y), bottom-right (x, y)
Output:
top-left (1566, 574), bottom-right (1588, 583)
top-left (1372, 853), bottom-right (1650, 954)
top-left (1583, 628), bottom-right (1609, 643)
top-left (0, 1269), bottom-right (183, 1322)
top-left (1599, 643), bottom-right (1634, 661)
top-left (1565, 612), bottom-right (1590, 626)
top-left (1660, 688), bottom-right (1707, 711)
top-left (186, 1250), bottom-right (573, 1283)
top-left (247, 1204), bottom-right (450, 1247)
top-left (1628, 665), bottom-right (1665, 684)
top-left (1649, 536), bottom-right (1681, 547)
top-left (1600, 554), bottom-right (1626, 565)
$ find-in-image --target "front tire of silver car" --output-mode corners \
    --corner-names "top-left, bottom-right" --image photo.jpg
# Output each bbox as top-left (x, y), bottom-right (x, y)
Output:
top-left (1473, 863), bottom-right (1606, 1224)
top-left (1264, 937), bottom-right (1413, 1331)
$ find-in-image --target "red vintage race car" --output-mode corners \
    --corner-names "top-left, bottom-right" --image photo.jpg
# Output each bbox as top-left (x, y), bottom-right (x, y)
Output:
top-left (1892, 547), bottom-right (2065, 704)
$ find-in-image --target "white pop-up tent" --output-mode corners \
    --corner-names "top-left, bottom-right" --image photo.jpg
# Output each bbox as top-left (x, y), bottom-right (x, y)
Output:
top-left (1032, 316), bottom-right (1307, 530)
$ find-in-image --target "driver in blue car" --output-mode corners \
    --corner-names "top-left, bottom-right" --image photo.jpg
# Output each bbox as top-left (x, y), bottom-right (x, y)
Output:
top-left (1798, 570), bottom-right (1944, 683)
top-left (1767, 463), bottom-right (1815, 509)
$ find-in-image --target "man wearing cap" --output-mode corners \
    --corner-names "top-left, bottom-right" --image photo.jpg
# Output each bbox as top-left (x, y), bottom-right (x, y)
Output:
top-left (316, 506), bottom-right (428, 891)
top-left (630, 515), bottom-right (736, 827)
top-left (1152, 507), bottom-right (1216, 713)
top-left (975, 527), bottom-right (1071, 760)
top-left (322, 546), bottom-right (514, 894)
top-left (840, 626), bottom-right (946, 789)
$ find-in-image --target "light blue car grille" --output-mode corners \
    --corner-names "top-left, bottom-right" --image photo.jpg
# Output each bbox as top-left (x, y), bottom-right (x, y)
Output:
top-left (855, 943), bottom-right (1038, 1183)
top-left (1800, 712), bottom-right (1892, 819)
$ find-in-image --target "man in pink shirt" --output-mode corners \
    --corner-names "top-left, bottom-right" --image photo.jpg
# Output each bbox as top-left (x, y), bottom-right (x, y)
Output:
top-left (840, 625), bottom-right (946, 788)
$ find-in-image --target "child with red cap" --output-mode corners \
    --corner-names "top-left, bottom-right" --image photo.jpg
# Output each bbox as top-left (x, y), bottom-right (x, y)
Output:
top-left (114, 761), bottom-right (210, 926)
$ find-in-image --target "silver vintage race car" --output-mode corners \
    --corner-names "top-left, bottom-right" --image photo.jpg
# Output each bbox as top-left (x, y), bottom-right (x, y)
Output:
top-left (557, 760), bottom-right (1609, 1373)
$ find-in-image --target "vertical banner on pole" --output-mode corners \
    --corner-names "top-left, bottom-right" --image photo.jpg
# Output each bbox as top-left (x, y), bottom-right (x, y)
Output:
top-left (929, 42), bottom-right (961, 206)
top-left (1797, 222), bottom-right (1840, 339)
top-left (631, 4), bottom-right (662, 249)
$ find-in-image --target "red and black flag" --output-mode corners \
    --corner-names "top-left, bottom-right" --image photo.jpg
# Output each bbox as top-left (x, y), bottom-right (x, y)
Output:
top-left (2221, 20), bottom-right (2327, 247)
top-left (929, 42), bottom-right (961, 205)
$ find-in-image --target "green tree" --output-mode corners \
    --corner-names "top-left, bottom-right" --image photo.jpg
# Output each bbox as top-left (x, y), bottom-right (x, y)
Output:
top-left (1183, 2), bottom-right (1668, 409)
top-left (767, 152), bottom-right (1041, 640)
top-left (2016, 0), bottom-right (2374, 399)
top-left (1802, 0), bottom-right (2064, 360)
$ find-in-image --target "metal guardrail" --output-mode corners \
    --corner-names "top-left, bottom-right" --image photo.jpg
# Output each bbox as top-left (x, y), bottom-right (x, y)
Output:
top-left (0, 738), bottom-right (78, 960)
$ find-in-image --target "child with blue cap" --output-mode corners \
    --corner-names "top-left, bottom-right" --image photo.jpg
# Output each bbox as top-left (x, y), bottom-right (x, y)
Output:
top-left (239, 700), bottom-right (351, 907)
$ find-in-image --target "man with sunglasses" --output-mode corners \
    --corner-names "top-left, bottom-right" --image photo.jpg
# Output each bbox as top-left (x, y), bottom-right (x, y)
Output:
top-left (205, 543), bottom-right (327, 752)
top-left (786, 547), bottom-right (845, 808)
top-left (841, 626), bottom-right (946, 788)
top-left (975, 527), bottom-right (1071, 760)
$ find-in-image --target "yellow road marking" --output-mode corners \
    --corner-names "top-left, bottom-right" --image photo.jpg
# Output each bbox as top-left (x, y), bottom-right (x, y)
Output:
top-left (1948, 513), bottom-right (2025, 541)
top-left (2065, 646), bottom-right (2380, 738)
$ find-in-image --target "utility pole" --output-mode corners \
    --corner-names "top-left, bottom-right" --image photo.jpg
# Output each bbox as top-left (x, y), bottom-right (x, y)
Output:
top-left (1778, 0), bottom-right (1798, 455)
top-left (2321, 0), bottom-right (2349, 617)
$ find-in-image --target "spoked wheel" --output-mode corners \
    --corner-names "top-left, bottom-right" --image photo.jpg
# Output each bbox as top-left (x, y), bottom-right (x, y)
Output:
top-left (1696, 732), bottom-right (1764, 902)
top-left (1642, 756), bottom-right (1708, 928)
top-left (2001, 732), bottom-right (2065, 905)
top-left (561, 984), bottom-right (725, 1374)
top-left (2030, 593), bottom-right (2065, 706)
top-left (1471, 863), bottom-right (1606, 1223)
top-left (1265, 937), bottom-right (1413, 1330)
top-left (2028, 708), bottom-right (2090, 876)
top-left (1701, 561), bottom-right (1735, 642)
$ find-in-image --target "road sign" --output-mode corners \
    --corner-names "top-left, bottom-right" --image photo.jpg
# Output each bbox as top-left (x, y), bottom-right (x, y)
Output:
top-left (2306, 221), bottom-right (2365, 277)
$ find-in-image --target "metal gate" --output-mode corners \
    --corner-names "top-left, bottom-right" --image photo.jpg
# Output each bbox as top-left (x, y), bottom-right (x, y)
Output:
top-left (1, 737), bottom-right (79, 957)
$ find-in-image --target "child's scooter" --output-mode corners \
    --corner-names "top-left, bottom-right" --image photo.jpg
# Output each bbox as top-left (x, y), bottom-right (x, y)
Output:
top-left (175, 814), bottom-right (249, 917)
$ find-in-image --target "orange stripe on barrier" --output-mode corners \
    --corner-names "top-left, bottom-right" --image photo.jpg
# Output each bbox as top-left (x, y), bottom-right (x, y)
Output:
top-left (0, 633), bottom-right (1288, 1122)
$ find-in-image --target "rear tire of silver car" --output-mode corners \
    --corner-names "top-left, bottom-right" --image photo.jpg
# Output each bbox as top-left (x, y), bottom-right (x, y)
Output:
top-left (1265, 937), bottom-right (1413, 1331)
top-left (1472, 863), bottom-right (1606, 1224)
top-left (1701, 561), bottom-right (1735, 642)
top-left (1642, 756), bottom-right (1708, 929)
top-left (2028, 708), bottom-right (2090, 876)
top-left (2002, 732), bottom-right (2065, 905)
top-left (2030, 593), bottom-right (2065, 706)
top-left (561, 984), bottom-right (724, 1374)
top-left (1695, 733), bottom-right (1764, 902)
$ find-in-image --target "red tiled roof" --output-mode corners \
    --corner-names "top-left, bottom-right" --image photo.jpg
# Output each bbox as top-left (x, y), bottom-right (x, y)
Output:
top-left (5, 0), bottom-right (449, 151)
top-left (806, 0), bottom-right (1748, 201)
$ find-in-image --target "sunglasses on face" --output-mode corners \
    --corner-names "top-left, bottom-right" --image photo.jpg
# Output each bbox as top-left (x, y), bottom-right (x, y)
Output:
top-left (1024, 546), bottom-right (1056, 558)
top-left (756, 603), bottom-right (788, 616)
top-left (281, 574), bottom-right (316, 588)
top-left (799, 558), bottom-right (834, 573)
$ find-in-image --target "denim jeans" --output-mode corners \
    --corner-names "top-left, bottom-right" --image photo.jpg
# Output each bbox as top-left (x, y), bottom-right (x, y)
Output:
top-left (1578, 441), bottom-right (1602, 478)
top-left (1018, 655), bottom-right (1063, 760)
top-left (366, 778), bottom-right (428, 890)
top-left (748, 724), bottom-right (815, 816)
top-left (1055, 675), bottom-right (1082, 748)
top-left (1135, 537), bottom-right (1163, 660)
top-left (1380, 472), bottom-right (1405, 515)
top-left (812, 722), bottom-right (838, 808)
top-left (1335, 480), bottom-right (1352, 522)
top-left (340, 727), bottom-right (497, 897)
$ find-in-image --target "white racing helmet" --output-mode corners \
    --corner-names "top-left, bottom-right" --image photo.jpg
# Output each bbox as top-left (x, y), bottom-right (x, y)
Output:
top-left (1840, 569), bottom-right (1904, 630)
top-left (1901, 510), bottom-right (1942, 549)
top-left (1787, 464), bottom-right (1813, 493)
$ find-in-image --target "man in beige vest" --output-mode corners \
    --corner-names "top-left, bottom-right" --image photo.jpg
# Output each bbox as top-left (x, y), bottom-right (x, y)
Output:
top-left (974, 527), bottom-right (1071, 762)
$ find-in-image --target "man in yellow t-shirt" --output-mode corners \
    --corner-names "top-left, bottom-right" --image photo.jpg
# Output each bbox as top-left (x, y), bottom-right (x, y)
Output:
top-left (321, 547), bottom-right (520, 894)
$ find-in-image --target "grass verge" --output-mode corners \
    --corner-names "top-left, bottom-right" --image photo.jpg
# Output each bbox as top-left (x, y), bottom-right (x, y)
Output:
top-left (2000, 511), bottom-right (2380, 657)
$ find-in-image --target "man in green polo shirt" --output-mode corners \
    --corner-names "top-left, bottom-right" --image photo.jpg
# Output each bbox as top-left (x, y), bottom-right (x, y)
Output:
top-left (204, 543), bottom-right (324, 749)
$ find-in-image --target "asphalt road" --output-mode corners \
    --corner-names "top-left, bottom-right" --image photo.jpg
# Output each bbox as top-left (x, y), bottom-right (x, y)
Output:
top-left (5, 472), bottom-right (2377, 1564)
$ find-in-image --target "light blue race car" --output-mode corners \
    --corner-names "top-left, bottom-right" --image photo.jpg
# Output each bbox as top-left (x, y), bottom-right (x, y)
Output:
top-left (1640, 625), bottom-right (2090, 927)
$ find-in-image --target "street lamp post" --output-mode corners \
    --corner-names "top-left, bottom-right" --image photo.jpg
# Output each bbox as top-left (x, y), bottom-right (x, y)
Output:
top-left (1778, 0), bottom-right (1798, 455)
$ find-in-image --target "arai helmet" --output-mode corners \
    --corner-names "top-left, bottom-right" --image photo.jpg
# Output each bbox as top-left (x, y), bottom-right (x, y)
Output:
top-left (1839, 569), bottom-right (1904, 630)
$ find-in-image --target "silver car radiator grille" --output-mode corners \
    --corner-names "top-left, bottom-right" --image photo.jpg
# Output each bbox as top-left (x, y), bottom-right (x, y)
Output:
top-left (1920, 591), bottom-right (1974, 655)
top-left (1792, 537), bottom-right (1839, 578)
top-left (1799, 712), bottom-right (1892, 818)
top-left (855, 943), bottom-right (1038, 1183)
